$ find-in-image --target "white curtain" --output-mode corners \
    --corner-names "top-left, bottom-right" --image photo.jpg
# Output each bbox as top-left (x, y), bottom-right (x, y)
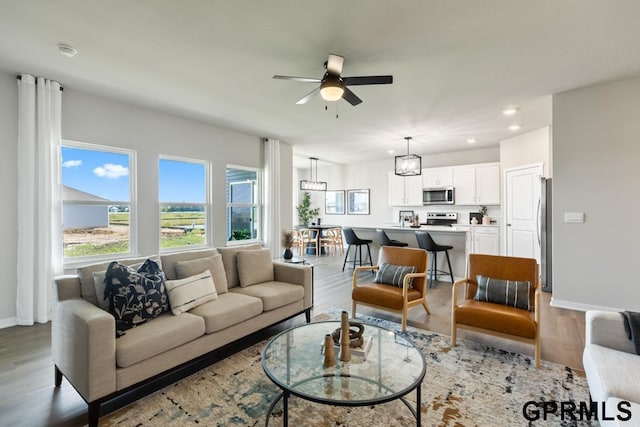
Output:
top-left (264, 138), bottom-right (282, 255)
top-left (16, 74), bottom-right (63, 325)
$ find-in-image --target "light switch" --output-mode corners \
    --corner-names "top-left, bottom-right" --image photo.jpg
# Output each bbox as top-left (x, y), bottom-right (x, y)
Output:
top-left (564, 212), bottom-right (584, 223)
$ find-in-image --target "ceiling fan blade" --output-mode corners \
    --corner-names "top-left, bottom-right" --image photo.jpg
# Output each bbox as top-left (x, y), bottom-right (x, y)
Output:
top-left (342, 87), bottom-right (362, 106)
top-left (273, 75), bottom-right (321, 83)
top-left (296, 87), bottom-right (321, 104)
top-left (343, 75), bottom-right (393, 86)
top-left (326, 54), bottom-right (344, 75)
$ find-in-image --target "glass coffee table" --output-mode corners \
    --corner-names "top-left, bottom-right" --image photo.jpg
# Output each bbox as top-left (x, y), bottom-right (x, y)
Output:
top-left (261, 320), bottom-right (425, 426)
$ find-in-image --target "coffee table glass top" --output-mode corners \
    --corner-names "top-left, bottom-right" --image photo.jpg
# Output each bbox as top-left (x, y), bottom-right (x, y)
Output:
top-left (261, 321), bottom-right (425, 405)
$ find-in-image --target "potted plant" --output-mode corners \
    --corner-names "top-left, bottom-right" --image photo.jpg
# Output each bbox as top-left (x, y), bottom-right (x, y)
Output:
top-left (479, 206), bottom-right (490, 225)
top-left (281, 230), bottom-right (295, 260)
top-left (296, 192), bottom-right (320, 227)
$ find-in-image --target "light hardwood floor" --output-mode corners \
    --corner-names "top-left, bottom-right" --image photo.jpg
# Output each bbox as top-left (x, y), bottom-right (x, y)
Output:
top-left (0, 253), bottom-right (586, 426)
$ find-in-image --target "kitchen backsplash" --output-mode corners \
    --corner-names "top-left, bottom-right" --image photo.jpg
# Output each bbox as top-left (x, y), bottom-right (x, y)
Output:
top-left (391, 205), bottom-right (502, 225)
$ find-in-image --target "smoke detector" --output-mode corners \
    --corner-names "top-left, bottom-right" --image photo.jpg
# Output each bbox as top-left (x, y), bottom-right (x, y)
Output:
top-left (57, 44), bottom-right (77, 58)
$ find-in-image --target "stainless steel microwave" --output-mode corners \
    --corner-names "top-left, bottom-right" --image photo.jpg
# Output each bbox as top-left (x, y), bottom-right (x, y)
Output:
top-left (423, 187), bottom-right (455, 205)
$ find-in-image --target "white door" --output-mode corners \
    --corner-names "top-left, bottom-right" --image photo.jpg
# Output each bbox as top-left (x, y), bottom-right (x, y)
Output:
top-left (505, 164), bottom-right (543, 261)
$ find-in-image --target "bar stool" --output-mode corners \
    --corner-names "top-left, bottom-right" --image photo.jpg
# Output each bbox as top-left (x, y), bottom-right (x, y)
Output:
top-left (415, 231), bottom-right (454, 288)
top-left (376, 229), bottom-right (409, 247)
top-left (342, 228), bottom-right (374, 271)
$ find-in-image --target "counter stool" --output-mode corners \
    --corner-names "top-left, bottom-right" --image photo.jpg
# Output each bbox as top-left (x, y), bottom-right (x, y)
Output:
top-left (376, 229), bottom-right (409, 247)
top-left (342, 228), bottom-right (374, 271)
top-left (415, 231), bottom-right (454, 288)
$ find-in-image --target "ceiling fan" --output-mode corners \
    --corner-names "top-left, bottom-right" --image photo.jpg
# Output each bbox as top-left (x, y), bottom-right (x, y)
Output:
top-left (273, 54), bottom-right (393, 106)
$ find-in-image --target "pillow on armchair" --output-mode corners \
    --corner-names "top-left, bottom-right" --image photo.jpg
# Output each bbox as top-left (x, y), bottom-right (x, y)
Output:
top-left (473, 275), bottom-right (532, 311)
top-left (373, 263), bottom-right (417, 288)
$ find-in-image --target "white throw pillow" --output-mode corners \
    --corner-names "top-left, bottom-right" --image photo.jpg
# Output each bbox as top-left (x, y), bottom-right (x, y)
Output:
top-left (165, 270), bottom-right (218, 315)
top-left (236, 249), bottom-right (274, 287)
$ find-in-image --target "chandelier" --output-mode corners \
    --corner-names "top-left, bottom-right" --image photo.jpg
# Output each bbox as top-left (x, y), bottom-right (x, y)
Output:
top-left (300, 157), bottom-right (327, 191)
top-left (394, 136), bottom-right (422, 176)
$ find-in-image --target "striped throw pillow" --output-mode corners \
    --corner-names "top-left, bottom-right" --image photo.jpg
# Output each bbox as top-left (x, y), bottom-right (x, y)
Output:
top-left (165, 270), bottom-right (218, 315)
top-left (373, 263), bottom-right (417, 288)
top-left (474, 275), bottom-right (532, 311)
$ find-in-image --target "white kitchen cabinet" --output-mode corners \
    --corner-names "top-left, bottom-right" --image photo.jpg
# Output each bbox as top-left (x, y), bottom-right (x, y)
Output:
top-left (458, 225), bottom-right (500, 256)
top-left (422, 167), bottom-right (453, 188)
top-left (452, 163), bottom-right (500, 205)
top-left (388, 172), bottom-right (422, 206)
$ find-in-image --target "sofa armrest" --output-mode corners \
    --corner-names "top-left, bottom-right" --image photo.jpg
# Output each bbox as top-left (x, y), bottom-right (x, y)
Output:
top-left (54, 275), bottom-right (82, 301)
top-left (585, 310), bottom-right (635, 354)
top-left (273, 262), bottom-right (312, 308)
top-left (52, 298), bottom-right (117, 402)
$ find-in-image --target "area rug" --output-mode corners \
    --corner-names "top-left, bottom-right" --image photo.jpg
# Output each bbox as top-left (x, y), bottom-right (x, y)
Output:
top-left (96, 311), bottom-right (594, 426)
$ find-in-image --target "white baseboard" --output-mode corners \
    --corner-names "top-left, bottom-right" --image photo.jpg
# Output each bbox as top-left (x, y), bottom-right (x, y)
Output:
top-left (550, 298), bottom-right (623, 313)
top-left (0, 317), bottom-right (17, 329)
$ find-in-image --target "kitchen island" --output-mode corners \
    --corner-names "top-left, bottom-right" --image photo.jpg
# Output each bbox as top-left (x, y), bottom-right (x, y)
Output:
top-left (349, 225), bottom-right (470, 281)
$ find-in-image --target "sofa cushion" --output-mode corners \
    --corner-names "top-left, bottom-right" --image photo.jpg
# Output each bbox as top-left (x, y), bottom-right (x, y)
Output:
top-left (455, 299), bottom-right (537, 339)
top-left (237, 249), bottom-right (274, 287)
top-left (230, 281), bottom-right (303, 311)
top-left (174, 254), bottom-right (228, 294)
top-left (104, 259), bottom-right (169, 337)
top-left (474, 275), bottom-right (532, 311)
top-left (160, 249), bottom-right (218, 280)
top-left (165, 270), bottom-right (218, 315)
top-left (77, 255), bottom-right (159, 306)
top-left (217, 243), bottom-right (262, 288)
top-left (115, 312), bottom-right (205, 368)
top-left (188, 292), bottom-right (263, 334)
top-left (583, 344), bottom-right (640, 404)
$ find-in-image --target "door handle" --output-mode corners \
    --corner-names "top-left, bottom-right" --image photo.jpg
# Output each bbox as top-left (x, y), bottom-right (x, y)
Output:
top-left (506, 223), bottom-right (512, 227)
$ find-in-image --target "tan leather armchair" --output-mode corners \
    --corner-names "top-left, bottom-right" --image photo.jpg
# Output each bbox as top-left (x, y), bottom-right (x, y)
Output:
top-left (451, 254), bottom-right (541, 367)
top-left (352, 246), bottom-right (430, 331)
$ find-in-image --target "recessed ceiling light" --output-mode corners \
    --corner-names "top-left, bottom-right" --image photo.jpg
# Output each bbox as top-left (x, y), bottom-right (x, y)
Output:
top-left (502, 107), bottom-right (519, 116)
top-left (467, 138), bottom-right (476, 144)
top-left (387, 150), bottom-right (395, 154)
top-left (57, 43), bottom-right (77, 58)
top-left (509, 124), bottom-right (521, 131)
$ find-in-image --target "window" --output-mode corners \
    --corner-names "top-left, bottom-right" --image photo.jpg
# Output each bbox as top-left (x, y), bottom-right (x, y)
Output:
top-left (226, 166), bottom-right (261, 242)
top-left (61, 142), bottom-right (135, 259)
top-left (159, 157), bottom-right (209, 249)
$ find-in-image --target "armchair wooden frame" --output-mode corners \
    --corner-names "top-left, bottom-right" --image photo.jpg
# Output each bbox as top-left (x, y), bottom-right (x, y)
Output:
top-left (451, 254), bottom-right (541, 368)
top-left (352, 246), bottom-right (430, 332)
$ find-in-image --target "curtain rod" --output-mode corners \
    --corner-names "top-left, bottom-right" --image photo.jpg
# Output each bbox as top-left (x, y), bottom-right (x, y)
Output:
top-left (16, 74), bottom-right (64, 91)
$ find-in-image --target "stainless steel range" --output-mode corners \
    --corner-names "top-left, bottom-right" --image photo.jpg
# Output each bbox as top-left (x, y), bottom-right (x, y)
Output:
top-left (423, 212), bottom-right (458, 226)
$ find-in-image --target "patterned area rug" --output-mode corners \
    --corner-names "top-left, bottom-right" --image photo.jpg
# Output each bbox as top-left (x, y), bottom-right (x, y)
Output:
top-left (96, 311), bottom-right (594, 426)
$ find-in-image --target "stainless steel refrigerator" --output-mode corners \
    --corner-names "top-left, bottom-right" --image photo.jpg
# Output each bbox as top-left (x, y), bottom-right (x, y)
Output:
top-left (539, 177), bottom-right (552, 292)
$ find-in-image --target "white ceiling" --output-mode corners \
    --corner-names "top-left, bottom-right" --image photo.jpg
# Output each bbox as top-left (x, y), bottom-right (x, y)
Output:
top-left (2, 1), bottom-right (640, 168)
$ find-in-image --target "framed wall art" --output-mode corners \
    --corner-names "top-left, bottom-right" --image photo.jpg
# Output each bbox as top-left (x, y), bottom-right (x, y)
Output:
top-left (347, 189), bottom-right (370, 215)
top-left (325, 190), bottom-right (345, 215)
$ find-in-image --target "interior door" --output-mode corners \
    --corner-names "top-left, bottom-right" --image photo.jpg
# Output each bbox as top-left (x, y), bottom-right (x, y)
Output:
top-left (505, 164), bottom-right (543, 261)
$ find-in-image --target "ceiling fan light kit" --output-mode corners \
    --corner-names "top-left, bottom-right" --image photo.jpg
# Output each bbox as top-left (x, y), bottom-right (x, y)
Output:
top-left (299, 157), bottom-right (327, 191)
top-left (395, 137), bottom-right (422, 176)
top-left (319, 76), bottom-right (344, 101)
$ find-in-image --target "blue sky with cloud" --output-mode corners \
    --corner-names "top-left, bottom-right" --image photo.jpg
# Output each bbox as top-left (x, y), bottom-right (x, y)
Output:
top-left (61, 146), bottom-right (205, 202)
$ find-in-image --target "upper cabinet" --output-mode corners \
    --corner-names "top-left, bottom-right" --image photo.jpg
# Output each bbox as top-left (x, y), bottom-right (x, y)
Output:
top-left (422, 167), bottom-right (453, 188)
top-left (388, 172), bottom-right (423, 206)
top-left (453, 163), bottom-right (500, 205)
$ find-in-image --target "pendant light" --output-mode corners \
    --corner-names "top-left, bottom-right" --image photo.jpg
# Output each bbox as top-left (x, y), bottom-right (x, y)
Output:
top-left (394, 137), bottom-right (422, 176)
top-left (299, 157), bottom-right (327, 191)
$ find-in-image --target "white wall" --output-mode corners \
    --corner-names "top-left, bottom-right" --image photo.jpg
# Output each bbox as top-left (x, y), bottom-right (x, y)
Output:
top-left (500, 127), bottom-right (551, 178)
top-left (0, 72), bottom-right (19, 327)
top-left (0, 71), bottom-right (292, 325)
top-left (552, 76), bottom-right (640, 311)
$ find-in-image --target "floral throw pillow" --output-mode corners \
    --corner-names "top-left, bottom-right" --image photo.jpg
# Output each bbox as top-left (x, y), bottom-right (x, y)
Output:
top-left (104, 258), bottom-right (169, 337)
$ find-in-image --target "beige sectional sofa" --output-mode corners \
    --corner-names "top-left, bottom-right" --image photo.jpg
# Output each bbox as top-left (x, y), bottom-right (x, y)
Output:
top-left (52, 244), bottom-right (312, 426)
top-left (583, 310), bottom-right (640, 426)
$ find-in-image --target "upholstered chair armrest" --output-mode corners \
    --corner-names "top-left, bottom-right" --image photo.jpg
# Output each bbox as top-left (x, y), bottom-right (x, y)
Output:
top-left (403, 272), bottom-right (426, 297)
top-left (534, 288), bottom-right (541, 323)
top-left (352, 265), bottom-right (379, 288)
top-left (54, 275), bottom-right (82, 301)
top-left (52, 298), bottom-right (117, 402)
top-left (585, 310), bottom-right (635, 354)
top-left (451, 279), bottom-right (469, 309)
top-left (273, 262), bottom-right (313, 308)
